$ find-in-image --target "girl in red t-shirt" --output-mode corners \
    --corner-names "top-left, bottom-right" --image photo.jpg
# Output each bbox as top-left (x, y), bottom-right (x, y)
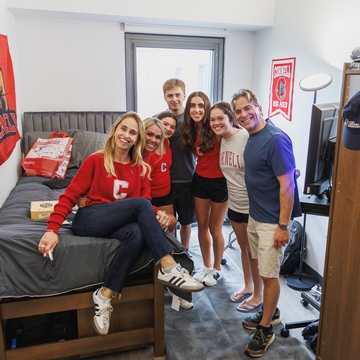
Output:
top-left (181, 92), bottom-right (228, 287)
top-left (143, 116), bottom-right (177, 233)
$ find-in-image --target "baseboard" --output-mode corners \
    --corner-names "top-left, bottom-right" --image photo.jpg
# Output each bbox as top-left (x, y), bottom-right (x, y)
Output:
top-left (303, 262), bottom-right (323, 285)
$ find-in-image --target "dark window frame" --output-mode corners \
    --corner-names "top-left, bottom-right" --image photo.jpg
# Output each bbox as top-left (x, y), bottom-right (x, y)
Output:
top-left (125, 33), bottom-right (224, 111)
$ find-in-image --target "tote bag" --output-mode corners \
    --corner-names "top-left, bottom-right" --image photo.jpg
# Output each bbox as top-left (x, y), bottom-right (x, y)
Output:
top-left (21, 130), bottom-right (73, 179)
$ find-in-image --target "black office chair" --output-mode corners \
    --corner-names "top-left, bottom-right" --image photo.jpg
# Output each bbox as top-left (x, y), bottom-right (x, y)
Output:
top-left (280, 289), bottom-right (321, 337)
top-left (221, 219), bottom-right (237, 265)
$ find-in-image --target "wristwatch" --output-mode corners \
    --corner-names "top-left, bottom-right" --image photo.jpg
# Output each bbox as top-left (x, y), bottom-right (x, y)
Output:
top-left (278, 223), bottom-right (290, 230)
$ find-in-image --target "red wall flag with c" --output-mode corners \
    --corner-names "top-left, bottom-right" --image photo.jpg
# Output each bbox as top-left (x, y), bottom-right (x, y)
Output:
top-left (0, 34), bottom-right (20, 165)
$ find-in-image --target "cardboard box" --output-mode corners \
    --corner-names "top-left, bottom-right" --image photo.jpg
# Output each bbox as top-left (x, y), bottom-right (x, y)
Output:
top-left (30, 200), bottom-right (58, 220)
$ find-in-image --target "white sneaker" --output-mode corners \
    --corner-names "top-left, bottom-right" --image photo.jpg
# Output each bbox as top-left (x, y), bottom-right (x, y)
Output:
top-left (165, 287), bottom-right (194, 310)
top-left (92, 288), bottom-right (113, 335)
top-left (193, 265), bottom-right (212, 283)
top-left (203, 268), bottom-right (223, 286)
top-left (158, 264), bottom-right (204, 292)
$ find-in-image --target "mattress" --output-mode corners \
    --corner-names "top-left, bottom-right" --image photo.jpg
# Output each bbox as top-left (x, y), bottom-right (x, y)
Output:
top-left (0, 111), bottom-right (193, 299)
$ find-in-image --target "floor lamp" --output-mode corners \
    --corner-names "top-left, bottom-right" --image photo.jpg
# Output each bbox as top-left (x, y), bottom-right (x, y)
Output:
top-left (298, 72), bottom-right (332, 103)
top-left (285, 72), bottom-right (332, 291)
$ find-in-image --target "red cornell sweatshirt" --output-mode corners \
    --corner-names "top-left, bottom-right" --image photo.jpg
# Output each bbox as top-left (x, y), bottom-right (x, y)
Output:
top-left (47, 152), bottom-right (157, 233)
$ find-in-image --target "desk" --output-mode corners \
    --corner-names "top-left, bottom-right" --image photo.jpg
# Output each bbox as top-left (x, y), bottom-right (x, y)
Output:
top-left (300, 194), bottom-right (330, 216)
top-left (285, 194), bottom-right (330, 291)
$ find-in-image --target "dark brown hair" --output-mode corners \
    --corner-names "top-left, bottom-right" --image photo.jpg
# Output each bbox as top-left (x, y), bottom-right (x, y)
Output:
top-left (181, 91), bottom-right (213, 152)
top-left (156, 110), bottom-right (178, 127)
top-left (210, 101), bottom-right (239, 128)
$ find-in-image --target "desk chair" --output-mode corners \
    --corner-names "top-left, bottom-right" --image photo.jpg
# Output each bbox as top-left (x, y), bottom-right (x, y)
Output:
top-left (221, 229), bottom-right (237, 265)
top-left (280, 291), bottom-right (320, 337)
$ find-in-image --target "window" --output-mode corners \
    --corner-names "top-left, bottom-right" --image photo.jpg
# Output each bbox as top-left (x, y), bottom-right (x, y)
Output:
top-left (125, 33), bottom-right (224, 118)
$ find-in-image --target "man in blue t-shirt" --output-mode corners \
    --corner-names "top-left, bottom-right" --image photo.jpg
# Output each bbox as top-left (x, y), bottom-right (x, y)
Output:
top-left (231, 89), bottom-right (301, 358)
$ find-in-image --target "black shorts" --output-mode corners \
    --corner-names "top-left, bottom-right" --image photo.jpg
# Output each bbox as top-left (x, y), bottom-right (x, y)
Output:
top-left (227, 208), bottom-right (249, 224)
top-left (192, 172), bottom-right (228, 203)
top-left (151, 191), bottom-right (174, 207)
top-left (171, 182), bottom-right (197, 225)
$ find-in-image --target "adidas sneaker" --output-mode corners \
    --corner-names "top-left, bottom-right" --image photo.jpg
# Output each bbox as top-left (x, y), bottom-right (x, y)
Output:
top-left (92, 288), bottom-right (113, 336)
top-left (165, 287), bottom-right (194, 310)
top-left (203, 268), bottom-right (222, 286)
top-left (158, 263), bottom-right (204, 292)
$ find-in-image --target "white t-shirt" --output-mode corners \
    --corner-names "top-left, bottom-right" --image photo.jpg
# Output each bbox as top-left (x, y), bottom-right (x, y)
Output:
top-left (219, 129), bottom-right (249, 214)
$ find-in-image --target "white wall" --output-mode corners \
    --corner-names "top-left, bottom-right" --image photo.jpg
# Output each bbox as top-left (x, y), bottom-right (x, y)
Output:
top-left (252, 0), bottom-right (360, 276)
top-left (14, 18), bottom-right (255, 113)
top-left (6, 0), bottom-right (275, 31)
top-left (0, 0), bottom-right (22, 206)
top-left (16, 17), bottom-right (127, 112)
top-left (223, 30), bottom-right (254, 101)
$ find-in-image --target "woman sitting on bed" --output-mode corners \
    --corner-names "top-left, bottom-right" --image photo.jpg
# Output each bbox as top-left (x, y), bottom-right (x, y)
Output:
top-left (78, 114), bottom-right (178, 233)
top-left (38, 111), bottom-right (204, 336)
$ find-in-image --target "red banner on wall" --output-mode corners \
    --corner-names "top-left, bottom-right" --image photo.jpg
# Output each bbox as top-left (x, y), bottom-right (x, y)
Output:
top-left (268, 57), bottom-right (296, 122)
top-left (0, 34), bottom-right (20, 165)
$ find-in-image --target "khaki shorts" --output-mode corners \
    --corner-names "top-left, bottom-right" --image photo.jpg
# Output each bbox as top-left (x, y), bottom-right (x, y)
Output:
top-left (247, 216), bottom-right (283, 278)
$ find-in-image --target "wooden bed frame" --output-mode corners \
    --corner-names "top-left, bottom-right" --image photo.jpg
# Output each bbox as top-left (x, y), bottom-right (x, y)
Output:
top-left (0, 111), bottom-right (165, 359)
top-left (0, 264), bottom-right (165, 359)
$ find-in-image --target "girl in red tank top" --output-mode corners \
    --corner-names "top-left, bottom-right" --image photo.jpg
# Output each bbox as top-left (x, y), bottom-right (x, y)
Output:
top-left (180, 92), bottom-right (228, 287)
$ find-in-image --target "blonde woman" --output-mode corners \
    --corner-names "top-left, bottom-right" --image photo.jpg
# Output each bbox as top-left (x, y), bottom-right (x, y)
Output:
top-left (38, 112), bottom-right (204, 336)
top-left (143, 117), bottom-right (177, 233)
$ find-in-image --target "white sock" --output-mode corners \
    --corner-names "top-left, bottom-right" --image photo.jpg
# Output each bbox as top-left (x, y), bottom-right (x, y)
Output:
top-left (162, 264), bottom-right (178, 273)
top-left (98, 288), bottom-right (111, 302)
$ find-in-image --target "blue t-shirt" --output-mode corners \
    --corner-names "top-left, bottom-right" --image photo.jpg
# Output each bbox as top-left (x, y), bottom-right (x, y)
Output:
top-left (244, 123), bottom-right (301, 223)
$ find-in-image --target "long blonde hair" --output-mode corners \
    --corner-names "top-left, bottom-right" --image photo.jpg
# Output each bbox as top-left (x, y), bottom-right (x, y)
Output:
top-left (99, 111), bottom-right (151, 178)
top-left (143, 117), bottom-right (166, 157)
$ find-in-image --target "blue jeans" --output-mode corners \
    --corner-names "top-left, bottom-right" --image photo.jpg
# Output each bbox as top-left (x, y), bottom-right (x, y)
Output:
top-left (72, 198), bottom-right (172, 293)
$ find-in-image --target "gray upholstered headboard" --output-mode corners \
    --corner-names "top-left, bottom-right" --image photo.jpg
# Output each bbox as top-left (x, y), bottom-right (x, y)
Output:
top-left (23, 111), bottom-right (126, 134)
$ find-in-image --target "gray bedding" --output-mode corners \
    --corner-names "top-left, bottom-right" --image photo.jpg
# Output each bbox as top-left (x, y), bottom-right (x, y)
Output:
top-left (0, 113), bottom-right (193, 299)
top-left (0, 173), bottom-right (156, 298)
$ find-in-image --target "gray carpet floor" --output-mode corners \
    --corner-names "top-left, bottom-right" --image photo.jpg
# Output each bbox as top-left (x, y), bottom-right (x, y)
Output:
top-left (164, 226), bottom-right (316, 360)
top-left (80, 225), bottom-right (318, 360)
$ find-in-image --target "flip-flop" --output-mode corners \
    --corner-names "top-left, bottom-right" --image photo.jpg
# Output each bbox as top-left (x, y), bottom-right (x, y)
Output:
top-left (230, 291), bottom-right (252, 303)
top-left (236, 299), bottom-right (263, 313)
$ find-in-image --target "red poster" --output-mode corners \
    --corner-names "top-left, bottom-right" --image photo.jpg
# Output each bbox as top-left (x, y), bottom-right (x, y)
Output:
top-left (268, 57), bottom-right (296, 122)
top-left (0, 34), bottom-right (20, 165)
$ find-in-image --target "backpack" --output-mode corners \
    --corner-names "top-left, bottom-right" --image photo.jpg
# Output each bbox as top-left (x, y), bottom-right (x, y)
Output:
top-left (280, 220), bottom-right (305, 275)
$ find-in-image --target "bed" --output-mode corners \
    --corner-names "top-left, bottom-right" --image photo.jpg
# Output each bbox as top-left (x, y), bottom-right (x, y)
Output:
top-left (0, 112), bottom-right (193, 359)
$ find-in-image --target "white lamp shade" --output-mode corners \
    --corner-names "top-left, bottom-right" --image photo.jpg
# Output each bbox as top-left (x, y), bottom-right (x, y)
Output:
top-left (299, 73), bottom-right (332, 92)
